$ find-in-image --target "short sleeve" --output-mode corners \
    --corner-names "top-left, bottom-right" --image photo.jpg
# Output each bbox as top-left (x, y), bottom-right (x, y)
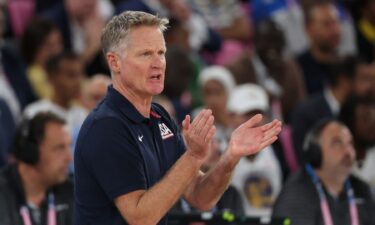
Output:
top-left (81, 117), bottom-right (147, 200)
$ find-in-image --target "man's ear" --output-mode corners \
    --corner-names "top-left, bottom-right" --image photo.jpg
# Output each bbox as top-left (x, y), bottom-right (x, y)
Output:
top-left (106, 52), bottom-right (120, 73)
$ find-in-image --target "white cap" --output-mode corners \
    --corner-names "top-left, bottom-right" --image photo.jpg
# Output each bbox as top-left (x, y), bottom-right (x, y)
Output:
top-left (198, 65), bottom-right (236, 94)
top-left (227, 83), bottom-right (269, 115)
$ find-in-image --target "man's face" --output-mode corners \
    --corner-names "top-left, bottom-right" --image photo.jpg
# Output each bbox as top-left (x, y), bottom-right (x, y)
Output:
top-left (37, 29), bottom-right (64, 65)
top-left (306, 4), bottom-right (341, 53)
top-left (36, 122), bottom-right (72, 186)
top-left (202, 80), bottom-right (228, 114)
top-left (319, 122), bottom-right (356, 175)
top-left (82, 76), bottom-right (110, 110)
top-left (52, 58), bottom-right (84, 102)
top-left (255, 26), bottom-right (285, 71)
top-left (354, 104), bottom-right (375, 146)
top-left (115, 26), bottom-right (167, 99)
top-left (354, 63), bottom-right (375, 98)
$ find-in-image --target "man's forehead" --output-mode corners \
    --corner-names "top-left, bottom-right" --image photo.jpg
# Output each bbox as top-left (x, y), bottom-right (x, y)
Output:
top-left (321, 122), bottom-right (351, 139)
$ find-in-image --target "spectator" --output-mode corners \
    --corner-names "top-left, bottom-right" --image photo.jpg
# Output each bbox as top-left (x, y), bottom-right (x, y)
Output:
top-left (340, 96), bottom-right (375, 197)
top-left (292, 56), bottom-right (356, 164)
top-left (0, 112), bottom-right (74, 225)
top-left (20, 18), bottom-right (64, 99)
top-left (23, 52), bottom-right (87, 174)
top-left (42, 0), bottom-right (110, 75)
top-left (296, 0), bottom-right (341, 94)
top-left (80, 74), bottom-right (111, 113)
top-left (251, 0), bottom-right (357, 56)
top-left (194, 65), bottom-right (236, 153)
top-left (273, 119), bottom-right (375, 225)
top-left (228, 83), bottom-right (282, 217)
top-left (352, 60), bottom-right (375, 99)
top-left (187, 0), bottom-right (252, 65)
top-left (163, 46), bottom-right (195, 123)
top-left (0, 6), bottom-right (36, 121)
top-left (23, 52), bottom-right (86, 136)
top-left (227, 19), bottom-right (306, 123)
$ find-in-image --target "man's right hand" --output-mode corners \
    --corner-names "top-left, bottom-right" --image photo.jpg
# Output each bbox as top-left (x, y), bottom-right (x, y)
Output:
top-left (182, 109), bottom-right (216, 161)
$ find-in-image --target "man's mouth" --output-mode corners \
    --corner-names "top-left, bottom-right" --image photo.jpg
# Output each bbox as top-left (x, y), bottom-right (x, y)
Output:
top-left (150, 75), bottom-right (162, 80)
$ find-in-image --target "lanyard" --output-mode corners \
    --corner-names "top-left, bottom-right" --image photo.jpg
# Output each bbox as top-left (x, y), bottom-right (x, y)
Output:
top-left (19, 192), bottom-right (56, 225)
top-left (305, 164), bottom-right (359, 225)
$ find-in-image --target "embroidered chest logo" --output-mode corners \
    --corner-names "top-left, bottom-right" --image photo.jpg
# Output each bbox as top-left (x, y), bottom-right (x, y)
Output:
top-left (159, 123), bottom-right (174, 140)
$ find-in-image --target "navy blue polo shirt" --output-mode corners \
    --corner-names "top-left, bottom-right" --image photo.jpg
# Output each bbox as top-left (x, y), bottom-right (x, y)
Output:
top-left (74, 86), bottom-right (186, 225)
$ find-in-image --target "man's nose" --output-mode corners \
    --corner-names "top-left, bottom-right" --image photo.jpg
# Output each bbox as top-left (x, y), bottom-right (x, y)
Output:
top-left (151, 55), bottom-right (165, 68)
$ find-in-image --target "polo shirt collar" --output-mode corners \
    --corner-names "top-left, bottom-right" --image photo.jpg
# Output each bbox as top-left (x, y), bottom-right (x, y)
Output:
top-left (106, 85), bottom-right (161, 123)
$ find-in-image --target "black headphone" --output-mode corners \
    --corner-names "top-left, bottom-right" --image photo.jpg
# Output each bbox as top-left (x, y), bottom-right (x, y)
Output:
top-left (303, 118), bottom-right (337, 169)
top-left (12, 117), bottom-right (40, 165)
top-left (12, 112), bottom-right (66, 165)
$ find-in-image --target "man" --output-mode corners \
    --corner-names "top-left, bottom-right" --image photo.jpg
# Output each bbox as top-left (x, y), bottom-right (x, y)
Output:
top-left (340, 96), bottom-right (375, 198)
top-left (296, 0), bottom-right (341, 95)
top-left (80, 74), bottom-right (111, 112)
top-left (23, 52), bottom-right (87, 173)
top-left (0, 6), bottom-right (36, 121)
top-left (226, 19), bottom-right (306, 123)
top-left (0, 112), bottom-right (74, 225)
top-left (227, 84), bottom-right (283, 217)
top-left (273, 119), bottom-right (375, 225)
top-left (292, 56), bottom-right (356, 163)
top-left (74, 11), bottom-right (281, 225)
top-left (23, 52), bottom-right (87, 141)
top-left (42, 0), bottom-right (109, 74)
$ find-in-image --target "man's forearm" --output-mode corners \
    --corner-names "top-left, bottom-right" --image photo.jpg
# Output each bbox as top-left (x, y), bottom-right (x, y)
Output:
top-left (116, 151), bottom-right (203, 225)
top-left (185, 151), bottom-right (240, 211)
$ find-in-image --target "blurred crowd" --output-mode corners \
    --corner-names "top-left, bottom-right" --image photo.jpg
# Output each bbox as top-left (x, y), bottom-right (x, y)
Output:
top-left (1, 0), bottom-right (375, 224)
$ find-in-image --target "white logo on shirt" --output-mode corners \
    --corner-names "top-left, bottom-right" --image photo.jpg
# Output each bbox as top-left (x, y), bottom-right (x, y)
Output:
top-left (138, 135), bottom-right (144, 142)
top-left (159, 123), bottom-right (174, 140)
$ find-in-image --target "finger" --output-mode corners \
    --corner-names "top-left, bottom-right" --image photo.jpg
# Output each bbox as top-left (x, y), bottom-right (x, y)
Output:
top-left (190, 109), bottom-right (207, 128)
top-left (243, 114), bottom-right (263, 128)
top-left (260, 119), bottom-right (280, 132)
top-left (182, 115), bottom-right (191, 132)
top-left (204, 125), bottom-right (216, 143)
top-left (193, 109), bottom-right (212, 134)
top-left (200, 115), bottom-right (215, 139)
top-left (258, 136), bottom-right (278, 151)
top-left (262, 124), bottom-right (282, 142)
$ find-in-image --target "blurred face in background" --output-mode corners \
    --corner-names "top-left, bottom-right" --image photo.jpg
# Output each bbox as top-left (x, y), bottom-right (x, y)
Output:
top-left (81, 75), bottom-right (111, 111)
top-left (354, 103), bottom-right (375, 147)
top-left (255, 22), bottom-right (285, 72)
top-left (353, 63), bottom-right (375, 98)
top-left (36, 28), bottom-right (64, 67)
top-left (37, 122), bottom-right (72, 187)
top-left (50, 58), bottom-right (84, 102)
top-left (202, 80), bottom-right (228, 118)
top-left (306, 4), bottom-right (341, 54)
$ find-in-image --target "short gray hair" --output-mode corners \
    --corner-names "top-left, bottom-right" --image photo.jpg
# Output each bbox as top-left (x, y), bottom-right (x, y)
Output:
top-left (101, 11), bottom-right (169, 55)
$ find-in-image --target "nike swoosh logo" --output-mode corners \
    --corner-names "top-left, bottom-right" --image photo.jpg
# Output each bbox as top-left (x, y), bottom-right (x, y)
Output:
top-left (138, 135), bottom-right (143, 142)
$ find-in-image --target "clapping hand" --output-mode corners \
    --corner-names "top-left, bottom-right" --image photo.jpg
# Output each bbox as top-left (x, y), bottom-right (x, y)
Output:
top-left (182, 109), bottom-right (216, 161)
top-left (227, 114), bottom-right (282, 159)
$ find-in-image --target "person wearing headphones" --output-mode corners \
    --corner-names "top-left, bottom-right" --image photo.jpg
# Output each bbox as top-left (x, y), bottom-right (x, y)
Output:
top-left (272, 119), bottom-right (375, 225)
top-left (0, 112), bottom-right (74, 225)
